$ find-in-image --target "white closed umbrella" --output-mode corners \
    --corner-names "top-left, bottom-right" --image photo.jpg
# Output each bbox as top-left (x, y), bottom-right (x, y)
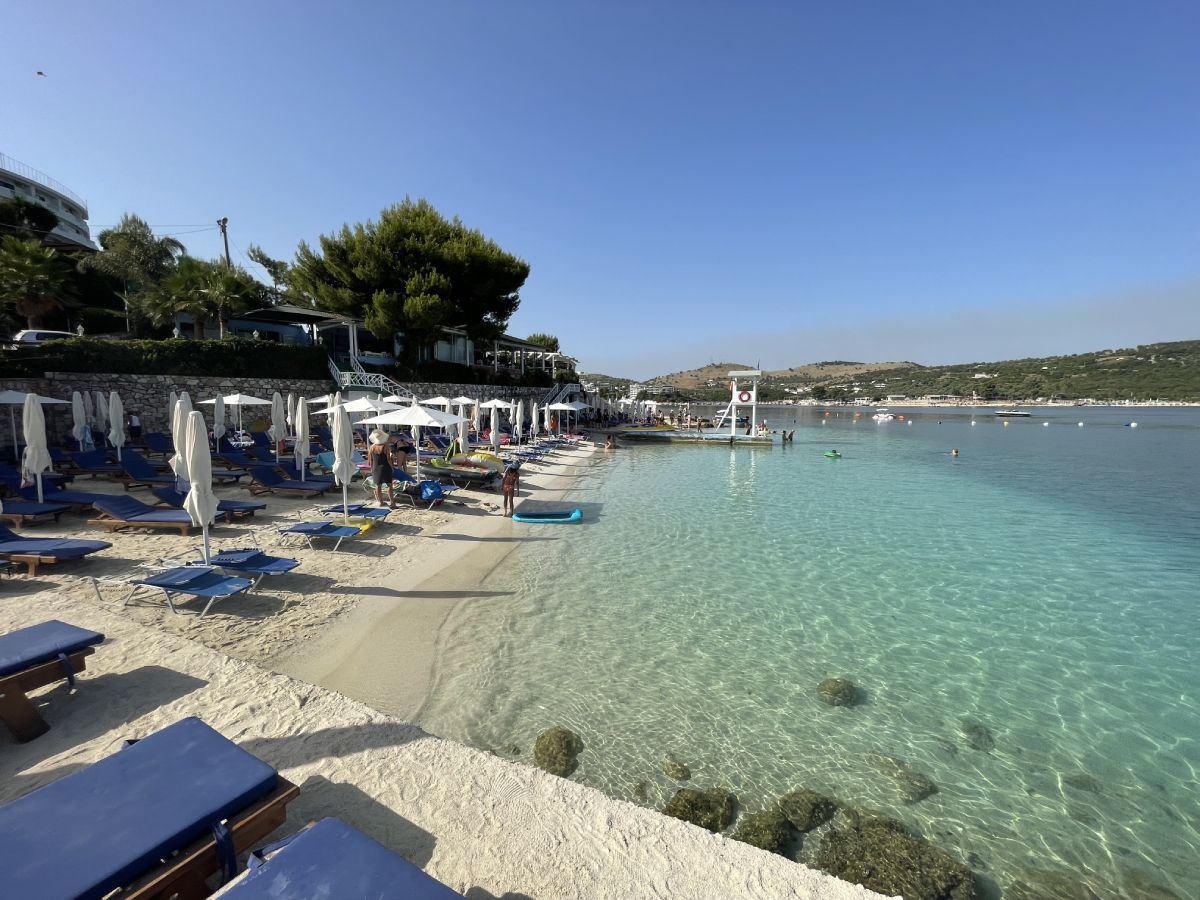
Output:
top-left (21, 393), bottom-right (51, 503)
top-left (170, 391), bottom-right (193, 489)
top-left (82, 390), bottom-right (95, 432)
top-left (530, 402), bottom-right (539, 440)
top-left (168, 390), bottom-right (178, 432)
top-left (198, 393), bottom-right (270, 433)
top-left (183, 410), bottom-right (218, 564)
top-left (514, 400), bottom-right (525, 446)
top-left (108, 391), bottom-right (125, 460)
top-left (93, 390), bottom-right (108, 445)
top-left (451, 397), bottom-right (475, 446)
top-left (330, 403), bottom-right (357, 520)
top-left (286, 392), bottom-right (297, 436)
top-left (490, 406), bottom-right (500, 451)
top-left (359, 406), bottom-right (465, 479)
top-left (294, 397), bottom-right (309, 481)
top-left (71, 391), bottom-right (87, 446)
top-left (211, 395), bottom-right (226, 444)
top-left (270, 392), bottom-right (286, 461)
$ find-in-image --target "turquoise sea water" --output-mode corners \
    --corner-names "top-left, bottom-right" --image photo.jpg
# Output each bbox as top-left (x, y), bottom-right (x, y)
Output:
top-left (419, 408), bottom-right (1200, 897)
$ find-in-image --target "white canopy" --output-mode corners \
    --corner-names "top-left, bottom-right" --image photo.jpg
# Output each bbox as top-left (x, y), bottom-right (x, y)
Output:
top-left (421, 396), bottom-right (452, 408)
top-left (199, 393), bottom-right (270, 406)
top-left (478, 399), bottom-right (514, 410)
top-left (381, 394), bottom-right (414, 405)
top-left (450, 395), bottom-right (477, 405)
top-left (183, 409), bottom-right (218, 563)
top-left (330, 396), bottom-right (401, 414)
top-left (359, 405), bottom-right (466, 478)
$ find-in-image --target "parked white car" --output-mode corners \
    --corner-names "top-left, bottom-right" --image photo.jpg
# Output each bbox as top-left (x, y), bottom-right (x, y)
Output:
top-left (11, 329), bottom-right (78, 346)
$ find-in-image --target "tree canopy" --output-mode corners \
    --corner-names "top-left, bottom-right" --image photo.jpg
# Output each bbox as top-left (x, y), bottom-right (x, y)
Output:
top-left (139, 256), bottom-right (267, 337)
top-left (289, 199), bottom-right (529, 360)
top-left (0, 198), bottom-right (60, 243)
top-left (0, 236), bottom-right (80, 328)
top-left (526, 332), bottom-right (560, 351)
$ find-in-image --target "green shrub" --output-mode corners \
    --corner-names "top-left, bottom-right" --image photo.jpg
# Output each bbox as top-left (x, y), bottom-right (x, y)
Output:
top-left (0, 337), bottom-right (331, 380)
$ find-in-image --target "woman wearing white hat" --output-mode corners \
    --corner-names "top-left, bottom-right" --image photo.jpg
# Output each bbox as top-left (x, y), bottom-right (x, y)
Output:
top-left (368, 429), bottom-right (398, 509)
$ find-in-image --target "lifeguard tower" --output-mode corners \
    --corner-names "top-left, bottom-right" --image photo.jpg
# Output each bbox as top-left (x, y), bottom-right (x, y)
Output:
top-left (713, 369), bottom-right (761, 436)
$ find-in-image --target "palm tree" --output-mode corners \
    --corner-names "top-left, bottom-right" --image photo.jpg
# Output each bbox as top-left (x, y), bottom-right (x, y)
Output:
top-left (138, 256), bottom-right (212, 337)
top-left (0, 236), bottom-right (79, 328)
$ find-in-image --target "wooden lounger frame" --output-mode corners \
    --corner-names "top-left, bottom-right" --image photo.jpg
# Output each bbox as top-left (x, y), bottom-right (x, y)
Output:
top-left (0, 551), bottom-right (82, 577)
top-left (0, 646), bottom-right (95, 742)
top-left (244, 478), bottom-right (329, 497)
top-left (87, 513), bottom-right (194, 536)
top-left (122, 778), bottom-right (299, 900)
top-left (0, 510), bottom-right (66, 527)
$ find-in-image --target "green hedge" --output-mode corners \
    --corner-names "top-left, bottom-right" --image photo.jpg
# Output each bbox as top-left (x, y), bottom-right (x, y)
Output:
top-left (0, 338), bottom-right (332, 380)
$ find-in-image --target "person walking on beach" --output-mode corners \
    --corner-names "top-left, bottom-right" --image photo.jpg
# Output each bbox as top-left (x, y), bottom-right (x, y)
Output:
top-left (368, 429), bottom-right (398, 508)
top-left (501, 462), bottom-right (521, 517)
top-left (128, 410), bottom-right (142, 441)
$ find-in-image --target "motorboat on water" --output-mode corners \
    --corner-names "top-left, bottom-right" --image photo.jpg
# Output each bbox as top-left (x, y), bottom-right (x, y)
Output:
top-left (872, 408), bottom-right (894, 422)
top-left (993, 409), bottom-right (1031, 417)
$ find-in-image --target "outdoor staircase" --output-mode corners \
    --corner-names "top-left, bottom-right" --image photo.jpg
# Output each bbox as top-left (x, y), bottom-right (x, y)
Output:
top-left (543, 381), bottom-right (581, 405)
top-left (326, 355), bottom-right (418, 401)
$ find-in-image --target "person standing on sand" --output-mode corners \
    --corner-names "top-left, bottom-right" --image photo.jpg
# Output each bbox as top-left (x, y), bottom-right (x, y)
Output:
top-left (501, 462), bottom-right (520, 517)
top-left (368, 429), bottom-right (398, 509)
top-left (128, 411), bottom-right (142, 441)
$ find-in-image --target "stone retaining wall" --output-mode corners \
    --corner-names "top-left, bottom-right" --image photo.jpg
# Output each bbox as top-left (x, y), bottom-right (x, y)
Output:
top-left (1, 372), bottom-right (333, 450)
top-left (388, 382), bottom-right (559, 403)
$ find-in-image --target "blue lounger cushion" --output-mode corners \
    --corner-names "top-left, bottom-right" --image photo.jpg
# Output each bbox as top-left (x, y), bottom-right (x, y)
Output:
top-left (134, 567), bottom-right (253, 597)
top-left (18, 485), bottom-right (109, 506)
top-left (224, 817), bottom-right (463, 899)
top-left (282, 522), bottom-right (360, 539)
top-left (0, 716), bottom-right (278, 899)
top-left (151, 487), bottom-right (266, 516)
top-left (320, 503), bottom-right (390, 520)
top-left (0, 525), bottom-right (111, 559)
top-left (93, 495), bottom-right (191, 523)
top-left (204, 549), bottom-right (300, 576)
top-left (0, 501), bottom-right (72, 518)
top-left (0, 620), bottom-right (104, 678)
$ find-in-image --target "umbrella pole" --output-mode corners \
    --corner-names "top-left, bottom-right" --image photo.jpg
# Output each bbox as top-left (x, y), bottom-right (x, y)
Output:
top-left (202, 523), bottom-right (211, 564)
top-left (9, 408), bottom-right (16, 463)
top-left (342, 483), bottom-right (349, 522)
top-left (415, 425), bottom-right (421, 479)
top-left (36, 472), bottom-right (43, 504)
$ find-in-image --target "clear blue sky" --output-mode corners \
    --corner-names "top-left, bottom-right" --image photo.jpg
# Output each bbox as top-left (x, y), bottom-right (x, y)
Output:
top-left (5, 2), bottom-right (1199, 378)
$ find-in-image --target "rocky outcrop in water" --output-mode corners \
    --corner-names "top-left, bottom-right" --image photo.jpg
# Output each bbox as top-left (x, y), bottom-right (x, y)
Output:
top-left (813, 812), bottom-right (978, 900)
top-left (867, 753), bottom-right (939, 803)
top-left (779, 788), bottom-right (838, 832)
top-left (533, 726), bottom-right (584, 777)
top-left (731, 806), bottom-right (796, 856)
top-left (662, 787), bottom-right (736, 832)
top-left (959, 719), bottom-right (994, 752)
top-left (662, 755), bottom-right (692, 781)
top-left (816, 678), bottom-right (861, 706)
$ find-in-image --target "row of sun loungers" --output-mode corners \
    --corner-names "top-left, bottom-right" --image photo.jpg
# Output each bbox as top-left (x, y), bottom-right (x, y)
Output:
top-left (1, 620), bottom-right (463, 897)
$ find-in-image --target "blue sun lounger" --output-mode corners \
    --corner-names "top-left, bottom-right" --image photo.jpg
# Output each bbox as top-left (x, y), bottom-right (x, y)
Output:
top-left (0, 716), bottom-right (299, 899)
top-left (17, 483), bottom-right (113, 512)
top-left (0, 500), bottom-right (72, 525)
top-left (195, 549), bottom-right (300, 588)
top-left (0, 620), bottom-right (104, 742)
top-left (118, 450), bottom-right (177, 490)
top-left (124, 565), bottom-right (254, 618)
top-left (247, 466), bottom-right (330, 497)
top-left (0, 525), bottom-right (111, 576)
top-left (90, 495), bottom-right (195, 534)
top-left (320, 502), bottom-right (391, 522)
top-left (279, 521), bottom-right (361, 551)
top-left (142, 431), bottom-right (175, 456)
top-left (151, 487), bottom-right (267, 523)
top-left (277, 460), bottom-right (334, 484)
top-left (222, 817), bottom-right (464, 899)
top-left (67, 449), bottom-right (123, 477)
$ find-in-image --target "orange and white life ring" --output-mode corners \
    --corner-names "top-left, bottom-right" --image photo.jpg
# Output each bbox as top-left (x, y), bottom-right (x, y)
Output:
top-left (738, 390), bottom-right (752, 403)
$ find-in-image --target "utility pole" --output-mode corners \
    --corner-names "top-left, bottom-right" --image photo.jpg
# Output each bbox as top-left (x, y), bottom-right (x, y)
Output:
top-left (216, 217), bottom-right (232, 268)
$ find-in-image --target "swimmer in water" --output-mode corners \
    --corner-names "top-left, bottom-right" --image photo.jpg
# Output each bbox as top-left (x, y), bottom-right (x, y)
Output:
top-left (951, 448), bottom-right (959, 457)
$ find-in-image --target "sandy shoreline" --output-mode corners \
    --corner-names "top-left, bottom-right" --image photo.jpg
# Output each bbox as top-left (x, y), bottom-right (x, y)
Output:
top-left (0, 441), bottom-right (884, 897)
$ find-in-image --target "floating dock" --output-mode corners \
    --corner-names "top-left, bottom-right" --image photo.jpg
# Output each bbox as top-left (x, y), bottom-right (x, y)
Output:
top-left (608, 429), bottom-right (774, 447)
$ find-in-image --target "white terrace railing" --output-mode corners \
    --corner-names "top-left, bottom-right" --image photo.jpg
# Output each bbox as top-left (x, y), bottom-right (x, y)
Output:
top-left (326, 355), bottom-right (418, 401)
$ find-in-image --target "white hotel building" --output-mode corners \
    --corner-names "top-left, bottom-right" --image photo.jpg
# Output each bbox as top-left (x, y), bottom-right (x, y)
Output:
top-left (0, 151), bottom-right (96, 250)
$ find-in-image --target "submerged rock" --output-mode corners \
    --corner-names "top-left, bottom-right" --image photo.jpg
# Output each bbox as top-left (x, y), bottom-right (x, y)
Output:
top-left (662, 787), bottom-right (737, 832)
top-left (1062, 772), bottom-right (1103, 794)
top-left (630, 780), bottom-right (649, 804)
top-left (813, 815), bottom-right (978, 900)
top-left (731, 807), bottom-right (796, 856)
top-left (1006, 870), bottom-right (1101, 900)
top-left (533, 726), bottom-right (584, 777)
top-left (817, 678), bottom-right (861, 707)
top-left (867, 753), bottom-right (939, 803)
top-left (662, 755), bottom-right (692, 781)
top-left (959, 719), bottom-right (995, 752)
top-left (779, 788), bottom-right (838, 832)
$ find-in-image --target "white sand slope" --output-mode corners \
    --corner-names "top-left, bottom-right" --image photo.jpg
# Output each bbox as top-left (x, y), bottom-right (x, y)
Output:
top-left (0, 594), bottom-right (887, 900)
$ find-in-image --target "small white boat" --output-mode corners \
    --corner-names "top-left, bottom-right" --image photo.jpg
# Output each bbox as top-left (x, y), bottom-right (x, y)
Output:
top-left (994, 409), bottom-right (1031, 418)
top-left (872, 408), bottom-right (894, 422)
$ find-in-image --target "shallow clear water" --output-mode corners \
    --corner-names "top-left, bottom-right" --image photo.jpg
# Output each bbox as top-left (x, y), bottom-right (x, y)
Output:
top-left (419, 408), bottom-right (1200, 897)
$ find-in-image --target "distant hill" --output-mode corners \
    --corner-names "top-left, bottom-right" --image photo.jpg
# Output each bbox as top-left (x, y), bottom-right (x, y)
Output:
top-left (584, 340), bottom-right (1200, 402)
top-left (844, 340), bottom-right (1200, 402)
